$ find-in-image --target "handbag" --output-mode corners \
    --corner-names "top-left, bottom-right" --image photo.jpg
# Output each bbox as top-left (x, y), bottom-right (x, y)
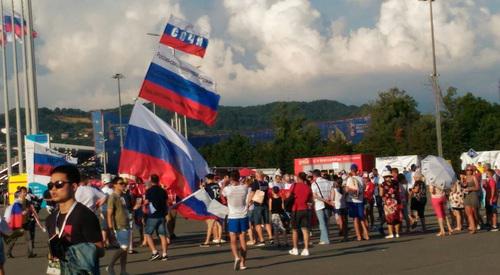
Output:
top-left (251, 190), bottom-right (265, 204)
top-left (315, 181), bottom-right (334, 211)
top-left (284, 184), bottom-right (297, 212)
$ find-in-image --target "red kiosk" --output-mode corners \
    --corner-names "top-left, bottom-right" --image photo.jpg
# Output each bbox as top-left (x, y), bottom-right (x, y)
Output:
top-left (294, 154), bottom-right (375, 174)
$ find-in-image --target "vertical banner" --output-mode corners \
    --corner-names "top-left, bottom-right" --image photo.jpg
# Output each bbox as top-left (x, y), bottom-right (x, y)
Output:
top-left (25, 134), bottom-right (49, 199)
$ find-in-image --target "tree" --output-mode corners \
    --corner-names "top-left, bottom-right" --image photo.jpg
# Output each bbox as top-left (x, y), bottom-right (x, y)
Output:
top-left (356, 88), bottom-right (421, 156)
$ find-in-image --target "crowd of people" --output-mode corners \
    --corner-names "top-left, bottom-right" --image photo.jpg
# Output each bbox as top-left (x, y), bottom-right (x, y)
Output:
top-left (0, 161), bottom-right (497, 274)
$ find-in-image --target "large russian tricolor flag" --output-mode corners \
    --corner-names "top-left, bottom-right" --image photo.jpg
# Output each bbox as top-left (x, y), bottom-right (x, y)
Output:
top-left (160, 16), bottom-right (209, 58)
top-left (138, 44), bottom-right (220, 126)
top-left (119, 103), bottom-right (210, 201)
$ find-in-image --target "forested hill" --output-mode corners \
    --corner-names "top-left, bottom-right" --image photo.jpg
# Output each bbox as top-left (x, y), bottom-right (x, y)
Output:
top-left (0, 100), bottom-right (363, 145)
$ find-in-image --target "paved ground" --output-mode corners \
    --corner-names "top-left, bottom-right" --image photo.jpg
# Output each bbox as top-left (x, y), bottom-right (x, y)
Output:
top-left (4, 209), bottom-right (500, 275)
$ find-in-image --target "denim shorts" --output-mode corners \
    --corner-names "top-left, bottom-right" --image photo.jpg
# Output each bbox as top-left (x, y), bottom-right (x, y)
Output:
top-left (115, 229), bottom-right (130, 250)
top-left (144, 217), bottom-right (168, 236)
top-left (252, 205), bottom-right (270, 225)
top-left (347, 202), bottom-right (365, 219)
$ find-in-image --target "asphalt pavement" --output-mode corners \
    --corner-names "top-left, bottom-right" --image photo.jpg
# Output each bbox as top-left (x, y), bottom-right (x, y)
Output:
top-left (4, 209), bottom-right (500, 275)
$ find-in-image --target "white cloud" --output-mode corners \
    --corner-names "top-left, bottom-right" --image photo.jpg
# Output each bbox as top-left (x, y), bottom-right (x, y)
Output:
top-left (25, 0), bottom-right (500, 111)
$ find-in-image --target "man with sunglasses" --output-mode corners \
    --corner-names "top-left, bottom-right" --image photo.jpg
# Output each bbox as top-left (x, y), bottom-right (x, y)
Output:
top-left (45, 165), bottom-right (104, 272)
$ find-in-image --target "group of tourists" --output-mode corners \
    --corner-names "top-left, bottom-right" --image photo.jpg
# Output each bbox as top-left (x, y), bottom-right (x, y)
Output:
top-left (0, 161), bottom-right (498, 274)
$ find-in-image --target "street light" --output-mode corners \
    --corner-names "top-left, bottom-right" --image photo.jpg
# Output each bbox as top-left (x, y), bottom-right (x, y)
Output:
top-left (112, 73), bottom-right (125, 149)
top-left (419, 0), bottom-right (443, 157)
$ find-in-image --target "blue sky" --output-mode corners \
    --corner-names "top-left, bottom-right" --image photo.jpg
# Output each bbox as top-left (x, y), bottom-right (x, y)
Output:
top-left (5, 0), bottom-right (498, 114)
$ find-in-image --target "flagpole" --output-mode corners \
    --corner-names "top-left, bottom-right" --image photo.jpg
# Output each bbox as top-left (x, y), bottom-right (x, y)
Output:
top-left (24, 0), bottom-right (37, 134)
top-left (1, 0), bottom-right (12, 176)
top-left (183, 115), bottom-right (187, 139)
top-left (10, 0), bottom-right (24, 173)
top-left (20, 0), bottom-right (30, 135)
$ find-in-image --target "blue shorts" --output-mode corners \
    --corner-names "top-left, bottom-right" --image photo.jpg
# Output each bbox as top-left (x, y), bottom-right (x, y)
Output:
top-left (0, 236), bottom-right (4, 265)
top-left (144, 217), bottom-right (168, 236)
top-left (252, 205), bottom-right (270, 225)
top-left (228, 217), bottom-right (249, 233)
top-left (486, 203), bottom-right (498, 214)
top-left (115, 229), bottom-right (130, 250)
top-left (347, 202), bottom-right (365, 219)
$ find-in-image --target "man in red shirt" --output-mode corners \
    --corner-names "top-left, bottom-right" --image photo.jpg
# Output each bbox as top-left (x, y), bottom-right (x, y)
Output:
top-left (288, 172), bottom-right (312, 257)
top-left (485, 169), bottom-right (498, 231)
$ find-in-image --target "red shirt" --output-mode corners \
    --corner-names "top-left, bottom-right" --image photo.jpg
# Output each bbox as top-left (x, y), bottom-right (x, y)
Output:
top-left (364, 181), bottom-right (375, 203)
top-left (484, 178), bottom-right (498, 203)
top-left (290, 183), bottom-right (312, 211)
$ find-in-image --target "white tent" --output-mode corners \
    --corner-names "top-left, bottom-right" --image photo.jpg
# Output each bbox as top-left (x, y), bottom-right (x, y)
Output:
top-left (460, 150), bottom-right (500, 170)
top-left (375, 155), bottom-right (420, 173)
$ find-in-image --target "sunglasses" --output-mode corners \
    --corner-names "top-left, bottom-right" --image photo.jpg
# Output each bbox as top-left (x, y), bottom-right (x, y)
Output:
top-left (48, 180), bottom-right (71, 190)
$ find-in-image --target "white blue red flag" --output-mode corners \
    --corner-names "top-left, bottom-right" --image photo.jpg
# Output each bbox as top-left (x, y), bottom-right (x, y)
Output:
top-left (174, 188), bottom-right (228, 221)
top-left (119, 103), bottom-right (210, 201)
top-left (138, 44), bottom-right (220, 126)
top-left (33, 143), bottom-right (75, 177)
top-left (160, 15), bottom-right (209, 58)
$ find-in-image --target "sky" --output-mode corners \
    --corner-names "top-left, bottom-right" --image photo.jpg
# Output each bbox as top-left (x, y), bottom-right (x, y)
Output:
top-left (5, 0), bottom-right (500, 113)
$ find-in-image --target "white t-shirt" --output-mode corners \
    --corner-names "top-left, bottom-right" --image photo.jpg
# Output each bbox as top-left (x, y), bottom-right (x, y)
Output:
top-left (333, 188), bottom-right (346, 209)
top-left (222, 184), bottom-right (248, 219)
top-left (75, 186), bottom-right (106, 213)
top-left (311, 177), bottom-right (333, 211)
top-left (346, 176), bottom-right (364, 203)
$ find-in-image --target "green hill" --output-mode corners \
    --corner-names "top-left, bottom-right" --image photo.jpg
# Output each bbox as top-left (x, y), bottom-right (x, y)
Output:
top-left (0, 100), bottom-right (362, 147)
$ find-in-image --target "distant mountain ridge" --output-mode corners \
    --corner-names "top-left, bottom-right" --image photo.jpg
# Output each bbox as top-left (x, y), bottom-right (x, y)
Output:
top-left (0, 100), bottom-right (363, 145)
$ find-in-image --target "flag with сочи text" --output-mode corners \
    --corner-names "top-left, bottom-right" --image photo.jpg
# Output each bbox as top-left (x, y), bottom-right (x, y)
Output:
top-left (160, 15), bottom-right (209, 58)
top-left (138, 43), bottom-right (220, 126)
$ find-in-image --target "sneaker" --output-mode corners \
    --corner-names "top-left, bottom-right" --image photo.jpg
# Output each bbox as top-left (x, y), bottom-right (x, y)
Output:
top-left (288, 248), bottom-right (299, 256)
top-left (127, 250), bottom-right (138, 254)
top-left (161, 254), bottom-right (168, 261)
top-left (240, 266), bottom-right (247, 270)
top-left (148, 252), bottom-right (160, 261)
top-left (395, 234), bottom-right (400, 238)
top-left (318, 241), bottom-right (329, 245)
top-left (255, 242), bottom-right (266, 247)
top-left (234, 258), bottom-right (241, 271)
top-left (220, 239), bottom-right (227, 243)
top-left (246, 240), bottom-right (256, 246)
top-left (105, 266), bottom-right (116, 275)
top-left (268, 239), bottom-right (274, 245)
top-left (385, 235), bottom-right (394, 239)
top-left (300, 249), bottom-right (310, 256)
top-left (199, 243), bottom-right (210, 248)
top-left (212, 239), bottom-right (220, 244)
top-left (491, 227), bottom-right (499, 232)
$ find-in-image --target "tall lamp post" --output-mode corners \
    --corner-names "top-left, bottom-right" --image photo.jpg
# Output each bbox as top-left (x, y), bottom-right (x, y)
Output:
top-left (419, 0), bottom-right (443, 157)
top-left (112, 73), bottom-right (124, 149)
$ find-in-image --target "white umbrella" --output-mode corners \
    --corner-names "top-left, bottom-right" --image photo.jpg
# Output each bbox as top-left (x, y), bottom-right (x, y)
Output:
top-left (421, 155), bottom-right (456, 190)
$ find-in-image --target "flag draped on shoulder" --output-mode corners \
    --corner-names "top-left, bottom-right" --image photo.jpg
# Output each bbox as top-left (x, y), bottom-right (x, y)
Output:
top-left (160, 15), bottom-right (209, 58)
top-left (118, 103), bottom-right (210, 200)
top-left (138, 44), bottom-right (220, 126)
top-left (174, 188), bottom-right (228, 221)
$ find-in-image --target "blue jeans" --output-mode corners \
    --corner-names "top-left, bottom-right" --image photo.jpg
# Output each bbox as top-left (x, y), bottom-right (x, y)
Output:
top-left (316, 208), bottom-right (330, 243)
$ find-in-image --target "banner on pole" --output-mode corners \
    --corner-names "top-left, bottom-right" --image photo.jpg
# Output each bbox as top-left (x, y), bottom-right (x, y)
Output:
top-left (138, 44), bottom-right (220, 126)
top-left (160, 15), bottom-right (209, 58)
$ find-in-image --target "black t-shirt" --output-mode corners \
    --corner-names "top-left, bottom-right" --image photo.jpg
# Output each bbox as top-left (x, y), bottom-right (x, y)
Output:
top-left (251, 180), bottom-right (269, 206)
top-left (46, 202), bottom-right (102, 246)
top-left (145, 185), bottom-right (167, 218)
top-left (205, 183), bottom-right (221, 201)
